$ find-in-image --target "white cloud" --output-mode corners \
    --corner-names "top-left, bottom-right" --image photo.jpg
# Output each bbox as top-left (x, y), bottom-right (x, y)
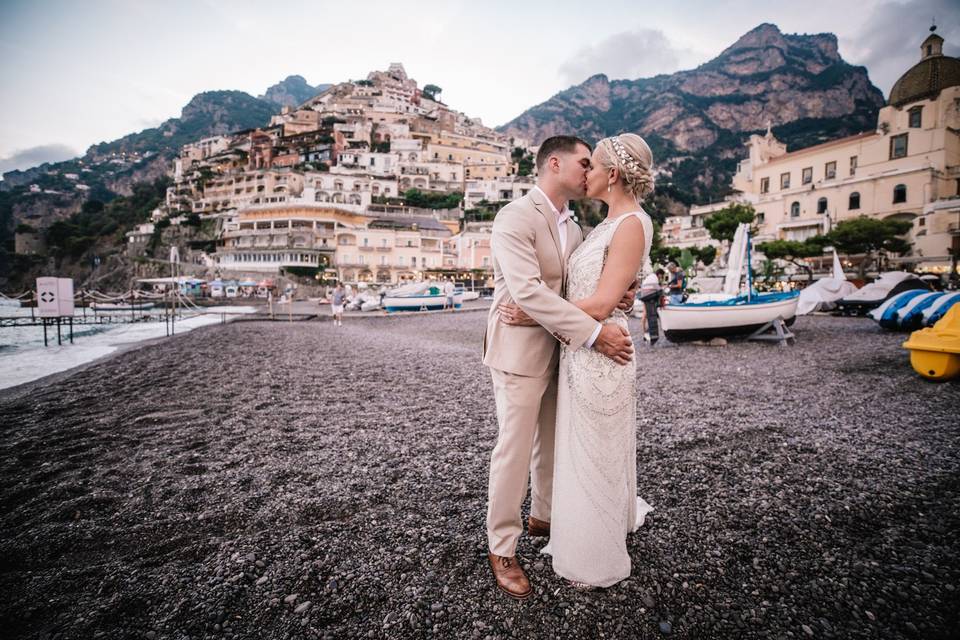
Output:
top-left (0, 144), bottom-right (79, 175)
top-left (558, 28), bottom-right (703, 85)
top-left (841, 0), bottom-right (960, 97)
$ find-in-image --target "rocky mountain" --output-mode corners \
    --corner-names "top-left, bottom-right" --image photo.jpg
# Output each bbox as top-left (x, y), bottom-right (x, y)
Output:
top-left (259, 75), bottom-right (331, 108)
top-left (499, 23), bottom-right (886, 205)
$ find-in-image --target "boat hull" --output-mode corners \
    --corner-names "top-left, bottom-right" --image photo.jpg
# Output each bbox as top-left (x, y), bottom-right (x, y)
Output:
top-left (383, 294), bottom-right (462, 312)
top-left (660, 295), bottom-right (799, 342)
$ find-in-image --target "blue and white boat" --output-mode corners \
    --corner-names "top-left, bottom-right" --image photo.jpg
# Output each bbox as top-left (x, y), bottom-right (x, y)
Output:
top-left (924, 291), bottom-right (960, 326)
top-left (659, 223), bottom-right (799, 341)
top-left (382, 282), bottom-right (463, 312)
top-left (895, 291), bottom-right (946, 331)
top-left (868, 289), bottom-right (931, 330)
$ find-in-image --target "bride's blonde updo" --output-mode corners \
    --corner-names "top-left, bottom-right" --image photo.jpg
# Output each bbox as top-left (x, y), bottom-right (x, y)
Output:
top-left (596, 133), bottom-right (655, 200)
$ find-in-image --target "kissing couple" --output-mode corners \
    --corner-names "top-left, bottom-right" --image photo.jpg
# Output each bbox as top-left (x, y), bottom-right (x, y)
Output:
top-left (482, 133), bottom-right (656, 597)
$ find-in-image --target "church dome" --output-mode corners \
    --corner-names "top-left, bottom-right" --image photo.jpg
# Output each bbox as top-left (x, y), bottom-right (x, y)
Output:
top-left (888, 31), bottom-right (960, 107)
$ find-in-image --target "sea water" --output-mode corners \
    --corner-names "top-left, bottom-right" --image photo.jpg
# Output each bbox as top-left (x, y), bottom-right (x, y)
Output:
top-left (0, 303), bottom-right (257, 390)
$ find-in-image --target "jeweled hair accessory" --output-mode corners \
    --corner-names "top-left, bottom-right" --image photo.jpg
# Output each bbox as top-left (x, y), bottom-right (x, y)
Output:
top-left (610, 136), bottom-right (639, 171)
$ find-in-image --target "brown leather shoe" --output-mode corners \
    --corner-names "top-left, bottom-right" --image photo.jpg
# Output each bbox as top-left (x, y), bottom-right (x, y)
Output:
top-left (528, 516), bottom-right (550, 537)
top-left (488, 553), bottom-right (532, 600)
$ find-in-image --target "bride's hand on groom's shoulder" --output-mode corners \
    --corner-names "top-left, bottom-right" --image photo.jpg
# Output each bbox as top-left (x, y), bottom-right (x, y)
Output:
top-left (498, 303), bottom-right (538, 326)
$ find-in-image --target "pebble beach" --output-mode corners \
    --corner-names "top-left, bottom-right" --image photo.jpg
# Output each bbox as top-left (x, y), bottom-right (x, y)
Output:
top-left (0, 312), bottom-right (958, 639)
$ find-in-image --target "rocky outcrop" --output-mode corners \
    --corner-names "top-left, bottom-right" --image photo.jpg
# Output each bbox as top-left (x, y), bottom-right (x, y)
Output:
top-left (499, 23), bottom-right (885, 203)
top-left (260, 75), bottom-right (331, 108)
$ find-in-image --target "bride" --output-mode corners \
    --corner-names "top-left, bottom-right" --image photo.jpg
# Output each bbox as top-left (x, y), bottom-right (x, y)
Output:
top-left (500, 133), bottom-right (655, 587)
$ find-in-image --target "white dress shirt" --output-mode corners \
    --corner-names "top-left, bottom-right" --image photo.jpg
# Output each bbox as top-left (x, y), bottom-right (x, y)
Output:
top-left (532, 185), bottom-right (570, 255)
top-left (532, 186), bottom-right (602, 348)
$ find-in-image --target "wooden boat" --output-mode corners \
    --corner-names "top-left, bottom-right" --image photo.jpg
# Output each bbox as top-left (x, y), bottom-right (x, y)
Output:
top-left (382, 282), bottom-right (462, 312)
top-left (660, 292), bottom-right (799, 341)
top-left (658, 223), bottom-right (799, 342)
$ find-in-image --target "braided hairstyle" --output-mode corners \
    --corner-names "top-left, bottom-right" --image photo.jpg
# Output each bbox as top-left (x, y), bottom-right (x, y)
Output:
top-left (596, 133), bottom-right (655, 200)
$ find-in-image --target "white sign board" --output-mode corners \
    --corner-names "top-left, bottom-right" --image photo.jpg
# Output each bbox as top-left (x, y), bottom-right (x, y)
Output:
top-left (36, 277), bottom-right (75, 317)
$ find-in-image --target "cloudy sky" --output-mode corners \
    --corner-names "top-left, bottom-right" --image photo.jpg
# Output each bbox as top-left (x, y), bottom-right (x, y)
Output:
top-left (1, 0), bottom-right (957, 173)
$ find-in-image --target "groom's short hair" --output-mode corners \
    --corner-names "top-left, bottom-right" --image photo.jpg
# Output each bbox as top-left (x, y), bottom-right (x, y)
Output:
top-left (536, 136), bottom-right (591, 172)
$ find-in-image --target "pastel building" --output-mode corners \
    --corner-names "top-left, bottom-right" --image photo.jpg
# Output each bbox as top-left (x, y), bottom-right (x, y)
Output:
top-left (728, 29), bottom-right (960, 272)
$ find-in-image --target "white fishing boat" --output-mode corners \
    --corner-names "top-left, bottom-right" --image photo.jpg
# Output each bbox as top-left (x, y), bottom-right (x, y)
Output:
top-left (454, 287), bottom-right (480, 302)
top-left (382, 282), bottom-right (463, 312)
top-left (659, 223), bottom-right (799, 341)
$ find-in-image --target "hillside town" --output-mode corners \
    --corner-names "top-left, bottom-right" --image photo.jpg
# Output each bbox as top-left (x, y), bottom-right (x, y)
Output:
top-left (9, 31), bottom-right (959, 292)
top-left (123, 33), bottom-right (957, 290)
top-left (119, 63), bottom-right (531, 287)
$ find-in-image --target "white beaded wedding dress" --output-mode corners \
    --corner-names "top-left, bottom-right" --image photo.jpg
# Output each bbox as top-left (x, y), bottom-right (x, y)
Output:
top-left (542, 210), bottom-right (655, 587)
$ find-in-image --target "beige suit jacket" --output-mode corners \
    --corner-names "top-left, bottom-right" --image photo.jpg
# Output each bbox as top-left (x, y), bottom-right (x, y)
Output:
top-left (482, 190), bottom-right (600, 377)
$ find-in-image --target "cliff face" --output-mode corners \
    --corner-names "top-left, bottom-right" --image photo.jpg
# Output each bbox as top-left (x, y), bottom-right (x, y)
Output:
top-left (260, 75), bottom-right (331, 108)
top-left (499, 23), bottom-right (885, 204)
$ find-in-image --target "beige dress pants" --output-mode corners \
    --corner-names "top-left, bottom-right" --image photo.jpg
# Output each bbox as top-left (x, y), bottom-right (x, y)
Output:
top-left (486, 365), bottom-right (558, 557)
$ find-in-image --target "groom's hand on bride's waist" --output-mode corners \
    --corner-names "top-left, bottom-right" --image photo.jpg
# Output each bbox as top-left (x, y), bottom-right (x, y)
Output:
top-left (593, 324), bottom-right (633, 364)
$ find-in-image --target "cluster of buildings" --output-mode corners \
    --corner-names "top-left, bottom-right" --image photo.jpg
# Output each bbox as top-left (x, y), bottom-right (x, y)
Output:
top-left (137, 63), bottom-right (534, 285)
top-left (663, 30), bottom-right (960, 276)
top-left (132, 31), bottom-right (959, 287)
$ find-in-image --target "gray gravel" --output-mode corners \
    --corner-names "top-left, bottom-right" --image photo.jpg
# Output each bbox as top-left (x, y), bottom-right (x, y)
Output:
top-left (0, 312), bottom-right (958, 639)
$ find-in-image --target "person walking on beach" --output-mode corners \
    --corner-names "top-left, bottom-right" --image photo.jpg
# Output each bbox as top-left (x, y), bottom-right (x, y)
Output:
top-left (331, 283), bottom-right (345, 327)
top-left (481, 135), bottom-right (636, 600)
top-left (639, 268), bottom-right (664, 344)
top-left (499, 134), bottom-right (657, 589)
top-left (666, 262), bottom-right (685, 305)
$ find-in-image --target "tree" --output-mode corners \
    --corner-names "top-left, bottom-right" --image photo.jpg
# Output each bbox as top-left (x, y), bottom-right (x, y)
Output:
top-left (826, 216), bottom-right (913, 277)
top-left (755, 238), bottom-right (825, 282)
top-left (704, 203), bottom-right (757, 242)
top-left (422, 84), bottom-right (442, 101)
top-left (402, 188), bottom-right (463, 210)
top-left (692, 245), bottom-right (717, 267)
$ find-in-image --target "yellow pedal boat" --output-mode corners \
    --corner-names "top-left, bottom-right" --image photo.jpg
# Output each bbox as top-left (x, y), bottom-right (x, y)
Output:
top-left (902, 304), bottom-right (960, 381)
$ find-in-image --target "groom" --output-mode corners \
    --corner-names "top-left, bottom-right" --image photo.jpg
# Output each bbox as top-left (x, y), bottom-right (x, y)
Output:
top-left (482, 135), bottom-right (635, 599)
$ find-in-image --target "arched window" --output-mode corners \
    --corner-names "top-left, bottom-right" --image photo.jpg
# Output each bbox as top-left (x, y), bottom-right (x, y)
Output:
top-left (893, 184), bottom-right (907, 204)
top-left (790, 202), bottom-right (800, 218)
top-left (817, 197), bottom-right (828, 214)
top-left (849, 192), bottom-right (860, 210)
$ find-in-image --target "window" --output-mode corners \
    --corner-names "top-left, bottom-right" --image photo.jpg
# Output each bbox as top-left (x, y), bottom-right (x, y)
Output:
top-left (890, 134), bottom-right (908, 159)
top-left (380, 255), bottom-right (387, 265)
top-left (893, 184), bottom-right (907, 204)
top-left (780, 172), bottom-right (791, 189)
top-left (397, 256), bottom-right (405, 266)
top-left (918, 217), bottom-right (925, 227)
top-left (817, 197), bottom-right (828, 214)
top-left (756, 212), bottom-right (765, 224)
top-left (850, 156), bottom-right (858, 176)
top-left (909, 107), bottom-right (922, 128)
top-left (790, 202), bottom-right (800, 218)
top-left (411, 256), bottom-right (417, 267)
top-left (825, 161), bottom-right (836, 180)
top-left (849, 192), bottom-right (861, 210)
top-left (363, 237), bottom-right (369, 246)
top-left (802, 167), bottom-right (813, 185)
top-left (760, 177), bottom-right (770, 194)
